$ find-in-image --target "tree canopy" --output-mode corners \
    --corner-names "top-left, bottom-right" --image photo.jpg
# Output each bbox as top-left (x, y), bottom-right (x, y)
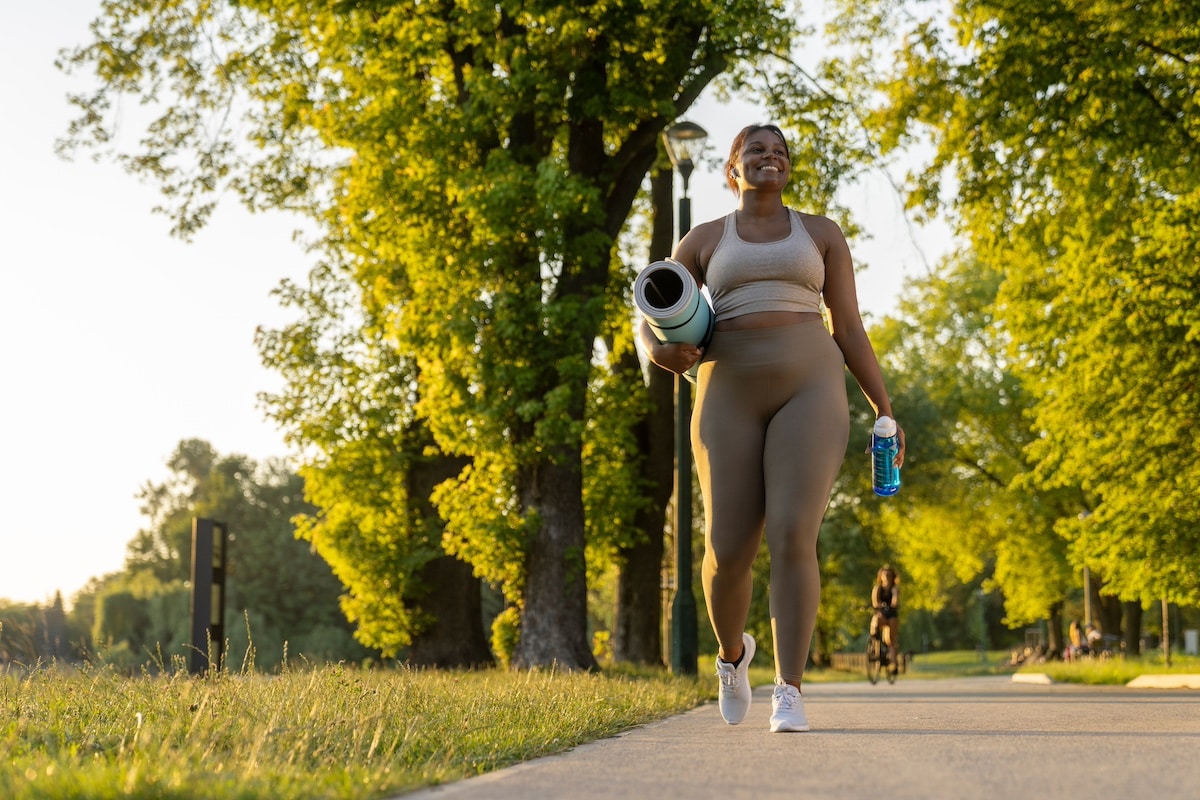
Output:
top-left (58, 0), bottom-right (1200, 663)
top-left (829, 0), bottom-right (1200, 608)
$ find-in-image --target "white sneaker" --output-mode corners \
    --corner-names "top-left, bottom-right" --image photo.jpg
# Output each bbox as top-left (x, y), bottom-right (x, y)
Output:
top-left (769, 680), bottom-right (810, 732)
top-left (715, 632), bottom-right (756, 724)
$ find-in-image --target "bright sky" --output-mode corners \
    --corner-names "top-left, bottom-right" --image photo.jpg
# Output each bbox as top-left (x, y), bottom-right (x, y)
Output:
top-left (0, 1), bottom-right (947, 608)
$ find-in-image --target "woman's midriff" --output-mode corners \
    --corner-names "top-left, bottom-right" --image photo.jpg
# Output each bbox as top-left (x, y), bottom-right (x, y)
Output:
top-left (714, 310), bottom-right (823, 332)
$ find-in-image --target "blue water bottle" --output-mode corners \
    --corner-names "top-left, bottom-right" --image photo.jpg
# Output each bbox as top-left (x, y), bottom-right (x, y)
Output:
top-left (872, 416), bottom-right (901, 496)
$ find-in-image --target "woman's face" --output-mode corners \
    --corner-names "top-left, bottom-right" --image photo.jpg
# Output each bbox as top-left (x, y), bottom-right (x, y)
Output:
top-left (734, 129), bottom-right (791, 192)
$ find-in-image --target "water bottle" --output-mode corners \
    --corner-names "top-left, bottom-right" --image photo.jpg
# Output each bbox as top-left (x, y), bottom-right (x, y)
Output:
top-left (871, 416), bottom-right (901, 496)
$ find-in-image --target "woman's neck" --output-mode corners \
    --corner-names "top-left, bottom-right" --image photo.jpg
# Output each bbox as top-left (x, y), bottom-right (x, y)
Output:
top-left (737, 193), bottom-right (786, 220)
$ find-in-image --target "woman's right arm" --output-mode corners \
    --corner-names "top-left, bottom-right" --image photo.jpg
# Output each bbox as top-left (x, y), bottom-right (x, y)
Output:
top-left (637, 222), bottom-right (715, 374)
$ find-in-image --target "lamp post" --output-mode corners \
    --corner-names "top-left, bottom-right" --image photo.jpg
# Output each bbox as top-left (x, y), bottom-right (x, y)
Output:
top-left (663, 120), bottom-right (707, 675)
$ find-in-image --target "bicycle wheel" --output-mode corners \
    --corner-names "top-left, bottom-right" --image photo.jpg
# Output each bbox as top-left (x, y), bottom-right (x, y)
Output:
top-left (866, 637), bottom-right (881, 685)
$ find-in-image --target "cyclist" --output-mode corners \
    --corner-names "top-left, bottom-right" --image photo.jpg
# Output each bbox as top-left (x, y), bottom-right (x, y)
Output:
top-left (871, 565), bottom-right (900, 674)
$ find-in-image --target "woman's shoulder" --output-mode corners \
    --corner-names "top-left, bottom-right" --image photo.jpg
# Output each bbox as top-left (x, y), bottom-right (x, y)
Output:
top-left (793, 210), bottom-right (848, 256)
top-left (793, 210), bottom-right (844, 236)
top-left (692, 214), bottom-right (731, 239)
top-left (681, 215), bottom-right (731, 274)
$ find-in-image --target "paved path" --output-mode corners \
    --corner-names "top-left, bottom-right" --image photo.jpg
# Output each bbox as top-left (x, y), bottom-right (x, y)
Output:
top-left (401, 676), bottom-right (1200, 800)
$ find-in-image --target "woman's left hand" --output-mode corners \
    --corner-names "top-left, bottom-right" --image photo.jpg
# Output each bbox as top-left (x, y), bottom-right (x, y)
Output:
top-left (865, 419), bottom-right (906, 469)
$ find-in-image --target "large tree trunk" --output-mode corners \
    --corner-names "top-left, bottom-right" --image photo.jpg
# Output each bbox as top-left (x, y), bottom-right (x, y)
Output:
top-left (614, 366), bottom-right (670, 665)
top-left (613, 167), bottom-right (676, 666)
top-left (1046, 601), bottom-right (1064, 659)
top-left (612, 366), bottom-right (672, 666)
top-left (1093, 577), bottom-right (1123, 639)
top-left (513, 455), bottom-right (598, 670)
top-left (406, 448), bottom-right (492, 668)
top-left (1122, 601), bottom-right (1143, 656)
top-left (408, 555), bottom-right (494, 668)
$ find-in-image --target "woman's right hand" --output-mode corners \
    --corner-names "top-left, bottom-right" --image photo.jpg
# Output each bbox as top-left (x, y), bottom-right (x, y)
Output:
top-left (650, 340), bottom-right (704, 375)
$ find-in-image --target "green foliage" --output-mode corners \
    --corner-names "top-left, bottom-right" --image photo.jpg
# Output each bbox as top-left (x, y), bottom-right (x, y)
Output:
top-left (74, 439), bottom-right (367, 670)
top-left (490, 606), bottom-right (522, 670)
top-left (826, 0), bottom-right (1200, 610)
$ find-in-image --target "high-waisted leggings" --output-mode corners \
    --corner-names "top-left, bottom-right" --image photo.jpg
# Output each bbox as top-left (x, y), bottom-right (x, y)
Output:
top-left (692, 318), bottom-right (850, 684)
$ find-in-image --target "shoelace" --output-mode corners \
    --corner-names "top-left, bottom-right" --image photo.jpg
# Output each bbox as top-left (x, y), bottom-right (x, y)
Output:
top-left (717, 665), bottom-right (740, 691)
top-left (774, 687), bottom-right (798, 710)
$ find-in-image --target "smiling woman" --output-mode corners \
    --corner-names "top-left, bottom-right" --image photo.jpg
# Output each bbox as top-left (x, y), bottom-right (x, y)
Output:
top-left (638, 122), bottom-right (905, 734)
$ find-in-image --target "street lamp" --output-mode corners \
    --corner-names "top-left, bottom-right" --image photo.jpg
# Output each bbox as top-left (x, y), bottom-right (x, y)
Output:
top-left (663, 120), bottom-right (707, 676)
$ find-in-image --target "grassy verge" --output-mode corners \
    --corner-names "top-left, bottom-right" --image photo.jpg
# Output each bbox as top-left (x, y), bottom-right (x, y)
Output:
top-left (903, 649), bottom-right (1014, 678)
top-left (9, 649), bottom-right (1192, 798)
top-left (1017, 653), bottom-right (1200, 685)
top-left (2, 662), bottom-right (706, 800)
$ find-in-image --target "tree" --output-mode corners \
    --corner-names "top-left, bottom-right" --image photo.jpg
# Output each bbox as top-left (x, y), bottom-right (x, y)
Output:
top-left (111, 439), bottom-right (369, 669)
top-left (256, 263), bottom-right (492, 666)
top-left (826, 0), bottom-right (1200, 610)
top-left (604, 168), bottom-right (677, 666)
top-left (0, 595), bottom-right (83, 665)
top-left (877, 255), bottom-right (1086, 653)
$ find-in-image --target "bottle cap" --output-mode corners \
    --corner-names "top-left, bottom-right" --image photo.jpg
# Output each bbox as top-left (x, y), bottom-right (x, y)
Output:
top-left (873, 416), bottom-right (897, 437)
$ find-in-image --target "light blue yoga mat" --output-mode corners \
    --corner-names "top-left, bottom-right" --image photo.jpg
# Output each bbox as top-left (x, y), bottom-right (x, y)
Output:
top-left (634, 259), bottom-right (714, 383)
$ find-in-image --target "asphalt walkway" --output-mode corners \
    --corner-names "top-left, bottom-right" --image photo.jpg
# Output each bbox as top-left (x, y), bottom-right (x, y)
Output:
top-left (400, 675), bottom-right (1200, 800)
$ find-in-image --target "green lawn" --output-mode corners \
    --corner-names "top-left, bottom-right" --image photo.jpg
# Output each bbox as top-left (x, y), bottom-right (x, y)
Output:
top-left (1017, 653), bottom-right (1200, 685)
top-left (2, 661), bottom-right (706, 800)
top-left (5, 649), bottom-right (1196, 799)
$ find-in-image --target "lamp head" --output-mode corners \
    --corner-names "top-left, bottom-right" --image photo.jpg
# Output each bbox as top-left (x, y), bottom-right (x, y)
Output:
top-left (664, 121), bottom-right (708, 165)
top-left (663, 121), bottom-right (708, 189)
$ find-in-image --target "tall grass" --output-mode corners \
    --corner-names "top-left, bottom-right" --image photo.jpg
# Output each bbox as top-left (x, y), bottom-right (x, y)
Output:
top-left (2, 661), bottom-right (706, 800)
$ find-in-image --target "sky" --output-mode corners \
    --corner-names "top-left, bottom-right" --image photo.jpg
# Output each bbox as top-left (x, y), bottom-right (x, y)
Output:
top-left (0, 1), bottom-right (948, 608)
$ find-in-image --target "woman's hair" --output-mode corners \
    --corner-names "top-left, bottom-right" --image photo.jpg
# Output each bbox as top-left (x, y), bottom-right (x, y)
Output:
top-left (878, 564), bottom-right (898, 584)
top-left (725, 124), bottom-right (790, 194)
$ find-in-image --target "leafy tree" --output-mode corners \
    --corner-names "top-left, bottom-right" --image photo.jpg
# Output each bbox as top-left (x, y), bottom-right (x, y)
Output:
top-left (0, 602), bottom-right (43, 665)
top-left (875, 255), bottom-right (1084, 652)
top-left (108, 439), bottom-right (368, 669)
top-left (0, 596), bottom-right (81, 664)
top-left (257, 269), bottom-right (491, 664)
top-left (826, 0), bottom-right (1200, 612)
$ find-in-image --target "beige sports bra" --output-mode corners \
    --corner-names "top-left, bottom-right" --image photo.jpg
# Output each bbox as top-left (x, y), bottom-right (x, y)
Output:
top-left (705, 209), bottom-right (825, 322)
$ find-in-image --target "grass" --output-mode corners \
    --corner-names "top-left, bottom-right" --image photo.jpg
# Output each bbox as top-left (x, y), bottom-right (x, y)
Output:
top-left (7, 649), bottom-right (1195, 798)
top-left (2, 661), bottom-right (707, 800)
top-left (905, 649), bottom-right (1014, 678)
top-left (1017, 653), bottom-right (1200, 685)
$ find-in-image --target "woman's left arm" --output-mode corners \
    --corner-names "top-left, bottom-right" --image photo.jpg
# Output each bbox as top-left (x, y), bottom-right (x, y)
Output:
top-left (818, 215), bottom-right (906, 466)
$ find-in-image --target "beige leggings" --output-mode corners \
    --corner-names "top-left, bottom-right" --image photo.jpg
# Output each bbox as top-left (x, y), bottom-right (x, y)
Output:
top-left (692, 319), bottom-right (849, 684)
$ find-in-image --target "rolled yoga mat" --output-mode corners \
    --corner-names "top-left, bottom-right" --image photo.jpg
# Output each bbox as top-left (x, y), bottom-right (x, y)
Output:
top-left (633, 259), bottom-right (714, 383)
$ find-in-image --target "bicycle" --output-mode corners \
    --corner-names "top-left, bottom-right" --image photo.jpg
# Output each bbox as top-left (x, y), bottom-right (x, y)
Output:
top-left (866, 612), bottom-right (898, 685)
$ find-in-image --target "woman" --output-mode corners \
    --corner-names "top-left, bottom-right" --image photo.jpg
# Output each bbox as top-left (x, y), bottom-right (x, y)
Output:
top-left (640, 124), bottom-right (905, 733)
top-left (871, 564), bottom-right (901, 674)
